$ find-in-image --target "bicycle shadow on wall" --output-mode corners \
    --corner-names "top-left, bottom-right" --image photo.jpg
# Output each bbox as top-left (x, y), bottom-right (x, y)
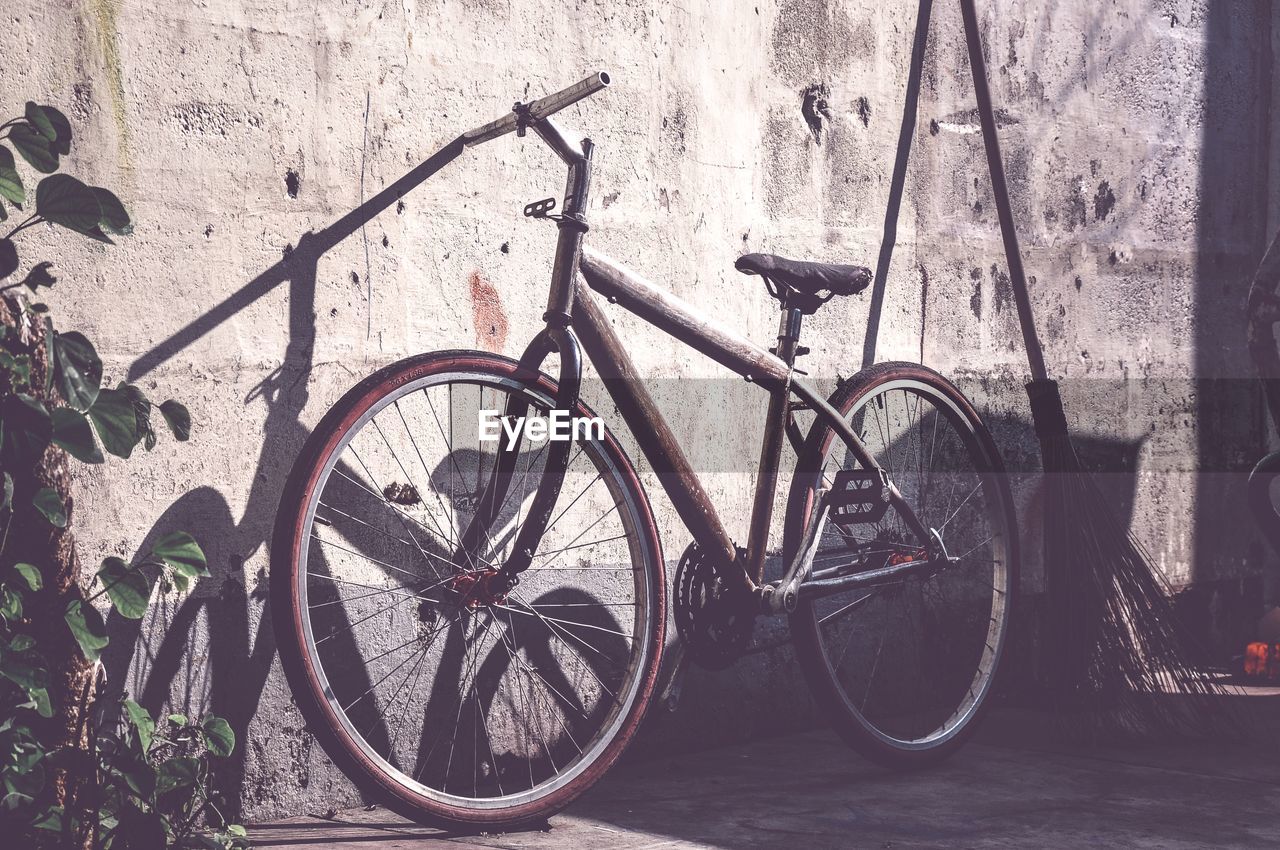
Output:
top-left (100, 136), bottom-right (631, 817)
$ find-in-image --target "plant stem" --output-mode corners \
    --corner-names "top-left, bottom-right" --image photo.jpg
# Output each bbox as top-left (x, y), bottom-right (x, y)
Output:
top-left (5, 214), bottom-right (43, 240)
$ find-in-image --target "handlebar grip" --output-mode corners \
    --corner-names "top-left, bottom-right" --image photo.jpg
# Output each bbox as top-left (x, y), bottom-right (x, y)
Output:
top-left (463, 71), bottom-right (611, 147)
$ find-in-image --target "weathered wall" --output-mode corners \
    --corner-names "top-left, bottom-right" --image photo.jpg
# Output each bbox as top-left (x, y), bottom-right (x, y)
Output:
top-left (2, 0), bottom-right (1275, 821)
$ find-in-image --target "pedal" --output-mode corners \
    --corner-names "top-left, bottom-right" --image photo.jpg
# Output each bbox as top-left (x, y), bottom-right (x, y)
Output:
top-left (523, 197), bottom-right (557, 218)
top-left (829, 469), bottom-right (891, 526)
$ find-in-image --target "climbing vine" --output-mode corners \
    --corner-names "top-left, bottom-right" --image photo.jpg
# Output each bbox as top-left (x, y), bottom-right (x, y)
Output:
top-left (0, 100), bottom-right (248, 848)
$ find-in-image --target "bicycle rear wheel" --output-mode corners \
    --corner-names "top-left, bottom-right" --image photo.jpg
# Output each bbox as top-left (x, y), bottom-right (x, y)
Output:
top-left (272, 350), bottom-right (664, 828)
top-left (784, 362), bottom-right (1017, 767)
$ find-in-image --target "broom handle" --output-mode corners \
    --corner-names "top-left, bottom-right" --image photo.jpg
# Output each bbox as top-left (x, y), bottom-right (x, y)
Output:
top-left (957, 0), bottom-right (1049, 383)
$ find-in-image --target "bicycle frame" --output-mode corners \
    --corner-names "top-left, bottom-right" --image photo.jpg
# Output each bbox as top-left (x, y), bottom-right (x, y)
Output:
top-left (457, 76), bottom-right (933, 610)
top-left (572, 249), bottom-right (933, 601)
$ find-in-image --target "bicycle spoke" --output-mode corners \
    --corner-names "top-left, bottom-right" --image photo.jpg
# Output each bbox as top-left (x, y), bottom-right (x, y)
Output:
top-left (307, 571), bottom-right (431, 604)
top-left (532, 532), bottom-right (630, 560)
top-left (372, 415), bottom-right (458, 555)
top-left (936, 481), bottom-right (982, 533)
top-left (311, 533), bottom-right (447, 587)
top-left (804, 374), bottom-right (1010, 750)
top-left (503, 594), bottom-right (623, 705)
top-left (498, 601), bottom-right (634, 641)
top-left (818, 589), bottom-right (882, 625)
top-left (318, 590), bottom-right (425, 645)
top-left (393, 398), bottom-right (462, 549)
top-left (295, 371), bottom-right (653, 808)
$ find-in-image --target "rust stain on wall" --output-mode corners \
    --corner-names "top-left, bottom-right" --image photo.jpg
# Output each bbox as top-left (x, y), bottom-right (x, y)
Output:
top-left (468, 270), bottom-right (508, 353)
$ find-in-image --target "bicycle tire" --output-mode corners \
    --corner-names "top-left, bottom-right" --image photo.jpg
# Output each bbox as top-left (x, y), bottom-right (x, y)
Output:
top-left (783, 361), bottom-right (1019, 768)
top-left (271, 350), bottom-right (665, 828)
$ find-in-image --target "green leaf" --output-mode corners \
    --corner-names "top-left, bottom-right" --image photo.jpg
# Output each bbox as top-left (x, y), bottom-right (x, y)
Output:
top-left (52, 407), bottom-right (103, 463)
top-left (98, 556), bottom-right (151, 619)
top-left (27, 686), bottom-right (52, 718)
top-left (123, 699), bottom-right (155, 753)
top-left (227, 825), bottom-right (248, 838)
top-left (9, 124), bottom-right (57, 173)
top-left (0, 646), bottom-right (48, 691)
top-left (93, 187), bottom-right (131, 235)
top-left (119, 382), bottom-right (154, 451)
top-left (88, 385), bottom-right (139, 458)
top-left (0, 237), bottom-right (16, 280)
top-left (0, 352), bottom-right (30, 387)
top-left (36, 173), bottom-right (100, 231)
top-left (42, 106), bottom-right (72, 155)
top-left (0, 393), bottom-right (51, 463)
top-left (0, 792), bottom-right (32, 812)
top-left (5, 758), bottom-right (44, 800)
top-left (0, 351), bottom-right (31, 386)
top-left (155, 756), bottom-right (201, 794)
top-left (31, 805), bottom-right (64, 833)
top-left (13, 562), bottom-right (41, 591)
top-left (51, 330), bottom-right (102, 411)
top-left (45, 106), bottom-right (71, 155)
top-left (200, 715), bottom-right (235, 757)
top-left (159, 400), bottom-right (190, 441)
top-left (150, 532), bottom-right (208, 579)
top-left (117, 802), bottom-right (167, 847)
top-left (64, 598), bottom-right (109, 662)
top-left (0, 586), bottom-right (22, 620)
top-left (167, 713), bottom-right (188, 726)
top-left (21, 261), bottom-right (55, 291)
top-left (0, 145), bottom-right (23, 205)
top-left (25, 102), bottom-right (55, 141)
top-left (109, 751), bottom-right (156, 799)
top-left (75, 223), bottom-right (114, 244)
top-left (33, 487), bottom-right (66, 527)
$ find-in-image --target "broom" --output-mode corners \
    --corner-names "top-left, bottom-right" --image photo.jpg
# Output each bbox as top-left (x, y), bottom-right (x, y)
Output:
top-left (957, 0), bottom-right (1227, 737)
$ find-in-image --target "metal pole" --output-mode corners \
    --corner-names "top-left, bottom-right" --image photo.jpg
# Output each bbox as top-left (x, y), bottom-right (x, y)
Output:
top-left (957, 0), bottom-right (1048, 383)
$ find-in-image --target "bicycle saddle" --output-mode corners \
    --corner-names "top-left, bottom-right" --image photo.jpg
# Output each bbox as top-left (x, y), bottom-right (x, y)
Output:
top-left (735, 253), bottom-right (872, 313)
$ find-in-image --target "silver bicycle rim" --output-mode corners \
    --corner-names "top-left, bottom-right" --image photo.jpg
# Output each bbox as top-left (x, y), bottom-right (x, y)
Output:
top-left (805, 377), bottom-right (1010, 751)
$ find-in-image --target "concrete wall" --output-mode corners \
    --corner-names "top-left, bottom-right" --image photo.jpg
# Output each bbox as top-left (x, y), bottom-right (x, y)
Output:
top-left (2, 0), bottom-right (1275, 821)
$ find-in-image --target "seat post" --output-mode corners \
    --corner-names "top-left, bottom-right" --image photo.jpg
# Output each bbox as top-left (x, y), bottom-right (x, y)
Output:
top-left (775, 304), bottom-right (804, 366)
top-left (743, 301), bottom-right (805, 586)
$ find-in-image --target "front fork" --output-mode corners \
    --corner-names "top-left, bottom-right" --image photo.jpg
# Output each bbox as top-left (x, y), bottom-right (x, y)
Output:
top-left (452, 323), bottom-right (582, 588)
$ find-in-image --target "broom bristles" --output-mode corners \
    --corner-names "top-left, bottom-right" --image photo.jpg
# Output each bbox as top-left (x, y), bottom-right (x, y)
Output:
top-left (1031, 381), bottom-right (1235, 741)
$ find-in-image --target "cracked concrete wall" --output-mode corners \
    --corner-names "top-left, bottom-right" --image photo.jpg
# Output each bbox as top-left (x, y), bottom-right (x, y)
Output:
top-left (2, 0), bottom-right (1275, 821)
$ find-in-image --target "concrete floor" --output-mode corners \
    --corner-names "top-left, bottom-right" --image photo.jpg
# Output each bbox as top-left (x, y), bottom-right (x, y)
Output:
top-left (248, 701), bottom-right (1280, 849)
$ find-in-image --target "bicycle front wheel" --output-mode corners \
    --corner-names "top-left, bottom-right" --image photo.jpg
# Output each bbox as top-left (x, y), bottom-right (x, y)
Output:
top-left (272, 350), bottom-right (665, 828)
top-left (784, 362), bottom-right (1017, 767)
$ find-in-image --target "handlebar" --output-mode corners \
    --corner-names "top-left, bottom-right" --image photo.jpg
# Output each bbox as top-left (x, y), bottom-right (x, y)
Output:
top-left (462, 71), bottom-right (611, 147)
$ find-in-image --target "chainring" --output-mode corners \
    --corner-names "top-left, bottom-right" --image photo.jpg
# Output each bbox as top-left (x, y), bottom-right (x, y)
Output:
top-left (673, 542), bottom-right (754, 670)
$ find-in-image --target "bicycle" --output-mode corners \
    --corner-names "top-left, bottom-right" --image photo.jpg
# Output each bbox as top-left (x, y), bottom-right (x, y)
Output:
top-left (271, 72), bottom-right (1018, 830)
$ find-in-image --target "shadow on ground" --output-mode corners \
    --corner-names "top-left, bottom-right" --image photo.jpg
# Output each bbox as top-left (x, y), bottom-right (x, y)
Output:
top-left (247, 696), bottom-right (1280, 850)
